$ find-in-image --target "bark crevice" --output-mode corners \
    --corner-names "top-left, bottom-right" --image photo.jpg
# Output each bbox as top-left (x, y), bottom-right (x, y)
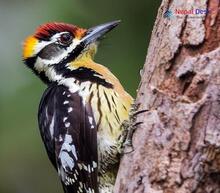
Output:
top-left (114, 0), bottom-right (220, 192)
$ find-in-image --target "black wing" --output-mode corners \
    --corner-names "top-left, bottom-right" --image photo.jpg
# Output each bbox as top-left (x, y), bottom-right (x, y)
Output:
top-left (38, 84), bottom-right (98, 193)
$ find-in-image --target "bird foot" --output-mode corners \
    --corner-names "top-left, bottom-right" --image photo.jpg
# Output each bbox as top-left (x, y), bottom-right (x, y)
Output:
top-left (119, 103), bottom-right (148, 155)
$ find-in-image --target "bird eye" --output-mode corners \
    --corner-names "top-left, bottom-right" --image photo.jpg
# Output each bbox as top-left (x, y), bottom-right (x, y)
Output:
top-left (59, 33), bottom-right (73, 45)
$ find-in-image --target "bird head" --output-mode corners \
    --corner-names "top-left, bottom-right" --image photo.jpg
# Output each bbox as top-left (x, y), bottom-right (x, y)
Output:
top-left (23, 20), bottom-right (120, 84)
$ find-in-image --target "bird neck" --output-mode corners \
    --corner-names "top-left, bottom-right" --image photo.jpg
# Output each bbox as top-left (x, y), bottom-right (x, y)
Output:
top-left (34, 51), bottom-right (127, 97)
top-left (36, 56), bottom-right (119, 92)
top-left (67, 57), bottom-right (126, 93)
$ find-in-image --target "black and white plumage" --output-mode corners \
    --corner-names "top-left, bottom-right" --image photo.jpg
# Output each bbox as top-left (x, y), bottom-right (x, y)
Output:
top-left (23, 21), bottom-right (133, 193)
top-left (39, 84), bottom-right (98, 193)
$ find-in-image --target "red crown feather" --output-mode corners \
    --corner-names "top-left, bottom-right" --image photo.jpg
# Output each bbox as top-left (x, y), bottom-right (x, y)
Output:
top-left (34, 22), bottom-right (86, 40)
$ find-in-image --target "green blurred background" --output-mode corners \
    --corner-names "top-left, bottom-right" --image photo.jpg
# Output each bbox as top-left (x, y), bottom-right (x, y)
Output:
top-left (0, 0), bottom-right (160, 192)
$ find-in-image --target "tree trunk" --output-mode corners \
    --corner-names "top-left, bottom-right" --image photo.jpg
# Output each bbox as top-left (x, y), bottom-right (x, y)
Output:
top-left (114, 0), bottom-right (220, 192)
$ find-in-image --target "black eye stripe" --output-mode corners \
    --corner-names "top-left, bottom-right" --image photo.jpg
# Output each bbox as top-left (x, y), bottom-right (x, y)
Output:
top-left (51, 42), bottom-right (85, 69)
top-left (38, 43), bottom-right (64, 60)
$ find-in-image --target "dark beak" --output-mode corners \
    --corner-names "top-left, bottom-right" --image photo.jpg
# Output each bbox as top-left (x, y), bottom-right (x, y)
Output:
top-left (81, 20), bottom-right (121, 45)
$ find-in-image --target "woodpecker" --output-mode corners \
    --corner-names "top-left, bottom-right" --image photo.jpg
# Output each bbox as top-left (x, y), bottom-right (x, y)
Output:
top-left (23, 21), bottom-right (133, 193)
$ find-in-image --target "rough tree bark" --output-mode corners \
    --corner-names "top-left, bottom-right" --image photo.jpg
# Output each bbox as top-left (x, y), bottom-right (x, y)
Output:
top-left (114, 0), bottom-right (220, 192)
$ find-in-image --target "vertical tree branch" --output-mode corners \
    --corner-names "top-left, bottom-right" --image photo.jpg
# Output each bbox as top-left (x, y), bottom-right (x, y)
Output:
top-left (114, 0), bottom-right (220, 192)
